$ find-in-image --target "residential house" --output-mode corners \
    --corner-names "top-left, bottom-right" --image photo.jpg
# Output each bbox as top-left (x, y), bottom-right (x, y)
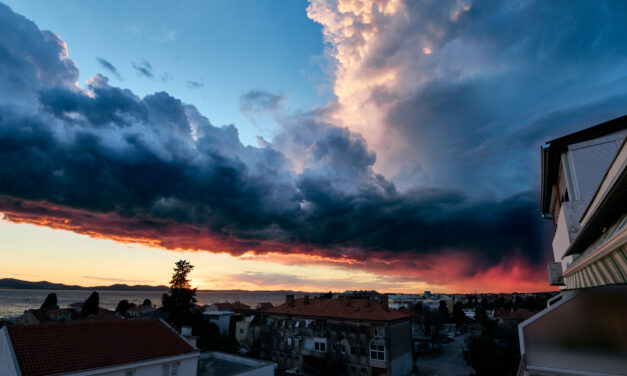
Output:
top-left (15, 308), bottom-right (52, 325)
top-left (259, 294), bottom-right (412, 376)
top-left (128, 304), bottom-right (157, 318)
top-left (204, 305), bottom-right (235, 335)
top-left (235, 313), bottom-right (260, 350)
top-left (0, 318), bottom-right (199, 375)
top-left (256, 302), bottom-right (274, 311)
top-left (69, 301), bottom-right (83, 313)
top-left (518, 115), bottom-right (627, 375)
top-left (210, 301), bottom-right (251, 314)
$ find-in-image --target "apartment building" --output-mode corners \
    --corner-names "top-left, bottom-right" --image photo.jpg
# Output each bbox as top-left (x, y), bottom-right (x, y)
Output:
top-left (259, 294), bottom-right (412, 376)
top-left (518, 115), bottom-right (627, 375)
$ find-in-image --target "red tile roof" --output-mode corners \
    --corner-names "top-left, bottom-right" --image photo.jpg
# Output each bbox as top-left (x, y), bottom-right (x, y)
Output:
top-left (256, 302), bottom-right (274, 311)
top-left (266, 298), bottom-right (411, 322)
top-left (213, 302), bottom-right (251, 313)
top-left (7, 319), bottom-right (196, 376)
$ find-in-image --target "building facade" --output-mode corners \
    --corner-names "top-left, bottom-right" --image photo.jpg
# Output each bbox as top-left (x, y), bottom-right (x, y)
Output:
top-left (259, 294), bottom-right (412, 376)
top-left (518, 115), bottom-right (627, 375)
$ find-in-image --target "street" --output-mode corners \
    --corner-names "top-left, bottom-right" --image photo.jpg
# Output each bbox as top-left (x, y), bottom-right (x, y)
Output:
top-left (415, 334), bottom-right (471, 376)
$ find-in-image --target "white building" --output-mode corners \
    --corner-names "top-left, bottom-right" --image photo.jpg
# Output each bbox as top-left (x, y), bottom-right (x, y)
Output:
top-left (388, 293), bottom-right (453, 314)
top-left (518, 115), bottom-right (627, 375)
top-left (0, 318), bottom-right (199, 375)
top-left (197, 351), bottom-right (275, 376)
top-left (204, 305), bottom-right (235, 335)
top-left (387, 294), bottom-right (423, 309)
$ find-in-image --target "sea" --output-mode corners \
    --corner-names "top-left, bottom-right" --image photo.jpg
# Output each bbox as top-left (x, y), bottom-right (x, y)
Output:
top-left (0, 289), bottom-right (304, 319)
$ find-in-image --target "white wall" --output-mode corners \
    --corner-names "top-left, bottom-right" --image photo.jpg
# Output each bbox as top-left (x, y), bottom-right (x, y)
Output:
top-left (0, 327), bottom-right (19, 376)
top-left (61, 354), bottom-right (198, 376)
top-left (390, 351), bottom-right (412, 376)
top-left (552, 207), bottom-right (571, 264)
top-left (207, 315), bottom-right (231, 335)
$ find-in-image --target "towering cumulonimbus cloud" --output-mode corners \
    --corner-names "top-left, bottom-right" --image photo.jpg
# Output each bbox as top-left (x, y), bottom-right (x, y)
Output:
top-left (1, 1), bottom-right (625, 291)
top-left (307, 0), bottom-right (627, 193)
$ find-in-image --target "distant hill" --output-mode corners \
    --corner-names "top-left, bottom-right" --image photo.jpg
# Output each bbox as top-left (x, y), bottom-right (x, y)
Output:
top-left (0, 278), bottom-right (168, 291)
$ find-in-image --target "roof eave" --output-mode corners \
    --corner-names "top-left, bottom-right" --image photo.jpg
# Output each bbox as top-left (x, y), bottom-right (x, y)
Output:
top-left (540, 145), bottom-right (552, 215)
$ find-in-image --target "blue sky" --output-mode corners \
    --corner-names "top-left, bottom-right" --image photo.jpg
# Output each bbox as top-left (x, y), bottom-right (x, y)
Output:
top-left (3, 0), bottom-right (329, 146)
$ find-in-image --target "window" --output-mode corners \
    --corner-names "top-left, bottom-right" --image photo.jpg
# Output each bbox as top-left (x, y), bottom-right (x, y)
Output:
top-left (372, 326), bottom-right (385, 337)
top-left (341, 344), bottom-right (346, 354)
top-left (239, 328), bottom-right (244, 334)
top-left (314, 339), bottom-right (326, 352)
top-left (360, 348), bottom-right (366, 356)
top-left (162, 362), bottom-right (179, 376)
top-left (350, 346), bottom-right (356, 355)
top-left (370, 343), bottom-right (385, 361)
top-left (332, 344), bottom-right (337, 352)
top-left (287, 337), bottom-right (292, 346)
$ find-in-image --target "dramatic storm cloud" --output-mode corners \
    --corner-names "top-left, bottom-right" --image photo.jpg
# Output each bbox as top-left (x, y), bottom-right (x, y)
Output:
top-left (1, 1), bottom-right (625, 291)
top-left (307, 0), bottom-right (627, 193)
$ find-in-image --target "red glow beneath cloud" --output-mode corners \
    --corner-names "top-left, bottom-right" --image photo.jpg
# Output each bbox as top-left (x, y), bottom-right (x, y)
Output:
top-left (0, 196), bottom-right (555, 293)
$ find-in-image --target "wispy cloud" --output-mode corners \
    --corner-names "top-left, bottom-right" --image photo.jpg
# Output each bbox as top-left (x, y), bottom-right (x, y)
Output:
top-left (150, 29), bottom-right (177, 43)
top-left (187, 80), bottom-right (204, 89)
top-left (239, 90), bottom-right (285, 113)
top-left (132, 58), bottom-right (154, 78)
top-left (96, 57), bottom-right (122, 80)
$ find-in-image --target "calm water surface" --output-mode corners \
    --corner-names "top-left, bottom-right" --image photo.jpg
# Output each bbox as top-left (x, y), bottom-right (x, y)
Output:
top-left (0, 289), bottom-right (302, 319)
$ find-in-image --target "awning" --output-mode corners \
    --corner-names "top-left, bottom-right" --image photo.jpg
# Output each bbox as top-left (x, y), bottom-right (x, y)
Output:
top-left (563, 214), bottom-right (627, 289)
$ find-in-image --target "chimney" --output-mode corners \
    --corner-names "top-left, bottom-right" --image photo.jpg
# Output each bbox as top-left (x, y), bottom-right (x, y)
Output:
top-left (304, 295), bottom-right (310, 305)
top-left (286, 295), bottom-right (295, 306)
top-left (180, 326), bottom-right (197, 348)
top-left (382, 295), bottom-right (389, 311)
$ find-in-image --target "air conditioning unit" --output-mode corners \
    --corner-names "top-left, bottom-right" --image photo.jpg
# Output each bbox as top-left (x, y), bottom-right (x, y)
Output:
top-left (547, 262), bottom-right (565, 286)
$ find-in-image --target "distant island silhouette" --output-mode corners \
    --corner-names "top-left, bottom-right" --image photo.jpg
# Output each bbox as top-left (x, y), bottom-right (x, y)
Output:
top-left (0, 278), bottom-right (169, 292)
top-left (0, 278), bottom-right (315, 294)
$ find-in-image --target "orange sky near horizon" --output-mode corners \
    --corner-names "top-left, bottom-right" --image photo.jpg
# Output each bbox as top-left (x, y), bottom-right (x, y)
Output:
top-left (0, 217), bottom-right (555, 294)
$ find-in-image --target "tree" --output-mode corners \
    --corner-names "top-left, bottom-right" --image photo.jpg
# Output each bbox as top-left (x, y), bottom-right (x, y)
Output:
top-left (115, 300), bottom-right (131, 315)
top-left (439, 300), bottom-right (449, 322)
top-left (453, 302), bottom-right (467, 327)
top-left (81, 292), bottom-right (99, 317)
top-left (40, 293), bottom-right (58, 310)
top-left (142, 298), bottom-right (152, 307)
top-left (162, 260), bottom-right (197, 322)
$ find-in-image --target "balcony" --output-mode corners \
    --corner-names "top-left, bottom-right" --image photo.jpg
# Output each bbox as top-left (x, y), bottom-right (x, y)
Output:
top-left (518, 285), bottom-right (627, 375)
